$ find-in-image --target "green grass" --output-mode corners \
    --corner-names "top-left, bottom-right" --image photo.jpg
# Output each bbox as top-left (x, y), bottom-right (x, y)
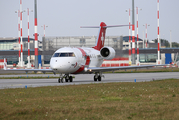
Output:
top-left (0, 79), bottom-right (179, 119)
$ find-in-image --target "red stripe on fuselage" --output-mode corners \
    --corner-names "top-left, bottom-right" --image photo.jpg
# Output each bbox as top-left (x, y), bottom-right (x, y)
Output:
top-left (85, 56), bottom-right (90, 66)
top-left (72, 48), bottom-right (87, 74)
top-left (72, 65), bottom-right (85, 74)
top-left (77, 48), bottom-right (86, 56)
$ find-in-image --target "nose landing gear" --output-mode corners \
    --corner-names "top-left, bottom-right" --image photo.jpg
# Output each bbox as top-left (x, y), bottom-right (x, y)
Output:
top-left (58, 74), bottom-right (73, 83)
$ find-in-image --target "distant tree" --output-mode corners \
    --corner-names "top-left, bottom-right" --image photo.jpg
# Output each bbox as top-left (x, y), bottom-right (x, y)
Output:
top-left (152, 38), bottom-right (179, 48)
top-left (152, 38), bottom-right (170, 47)
top-left (172, 42), bottom-right (179, 48)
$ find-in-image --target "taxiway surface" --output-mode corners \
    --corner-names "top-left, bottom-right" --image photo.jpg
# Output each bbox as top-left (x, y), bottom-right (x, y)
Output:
top-left (0, 72), bottom-right (178, 89)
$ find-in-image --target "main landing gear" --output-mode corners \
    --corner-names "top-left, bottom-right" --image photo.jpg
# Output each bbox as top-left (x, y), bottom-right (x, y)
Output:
top-left (58, 74), bottom-right (73, 83)
top-left (94, 72), bottom-right (104, 82)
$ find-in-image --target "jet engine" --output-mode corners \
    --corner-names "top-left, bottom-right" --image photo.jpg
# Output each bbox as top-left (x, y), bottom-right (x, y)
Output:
top-left (100, 46), bottom-right (115, 60)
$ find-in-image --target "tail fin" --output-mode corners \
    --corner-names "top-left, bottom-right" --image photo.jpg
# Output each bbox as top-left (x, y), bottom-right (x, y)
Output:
top-left (81, 22), bottom-right (131, 51)
top-left (94, 22), bottom-right (107, 50)
top-left (3, 58), bottom-right (7, 70)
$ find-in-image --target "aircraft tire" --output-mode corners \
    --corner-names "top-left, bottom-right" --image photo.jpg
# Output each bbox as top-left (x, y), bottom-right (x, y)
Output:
top-left (65, 77), bottom-right (69, 82)
top-left (94, 76), bottom-right (97, 81)
top-left (98, 76), bottom-right (101, 81)
top-left (69, 76), bottom-right (73, 82)
top-left (61, 78), bottom-right (64, 83)
top-left (58, 78), bottom-right (61, 83)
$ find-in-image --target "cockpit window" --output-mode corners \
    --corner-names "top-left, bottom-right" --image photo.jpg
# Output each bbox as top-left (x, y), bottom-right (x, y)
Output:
top-left (53, 52), bottom-right (75, 57)
top-left (53, 53), bottom-right (60, 57)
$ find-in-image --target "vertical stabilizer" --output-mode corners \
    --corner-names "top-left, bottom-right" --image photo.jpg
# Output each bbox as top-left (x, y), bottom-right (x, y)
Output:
top-left (93, 22), bottom-right (107, 50)
top-left (81, 22), bottom-right (130, 50)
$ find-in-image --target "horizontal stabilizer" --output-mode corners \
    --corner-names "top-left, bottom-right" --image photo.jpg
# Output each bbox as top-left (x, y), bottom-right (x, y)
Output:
top-left (80, 26), bottom-right (100, 28)
top-left (104, 24), bottom-right (132, 28)
top-left (81, 24), bottom-right (132, 28)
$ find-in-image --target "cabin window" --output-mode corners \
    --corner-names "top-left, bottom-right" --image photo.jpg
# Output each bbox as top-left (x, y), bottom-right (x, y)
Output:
top-left (53, 52), bottom-right (75, 57)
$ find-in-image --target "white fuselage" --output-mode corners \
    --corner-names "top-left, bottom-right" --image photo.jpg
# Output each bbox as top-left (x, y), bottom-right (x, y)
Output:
top-left (50, 47), bottom-right (103, 74)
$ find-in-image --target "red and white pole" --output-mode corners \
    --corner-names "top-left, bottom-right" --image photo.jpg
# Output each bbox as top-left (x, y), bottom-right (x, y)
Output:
top-left (42, 25), bottom-right (48, 37)
top-left (18, 10), bottom-right (21, 65)
top-left (34, 0), bottom-right (38, 69)
top-left (20, 0), bottom-right (24, 67)
top-left (145, 24), bottom-right (148, 48)
top-left (43, 25), bottom-right (45, 37)
top-left (157, 0), bottom-right (161, 64)
top-left (132, 24), bottom-right (135, 62)
top-left (136, 7), bottom-right (140, 65)
top-left (128, 9), bottom-right (131, 64)
top-left (27, 8), bottom-right (31, 68)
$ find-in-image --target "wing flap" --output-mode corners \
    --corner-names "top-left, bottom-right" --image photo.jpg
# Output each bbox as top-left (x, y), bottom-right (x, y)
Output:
top-left (4, 68), bottom-right (54, 74)
top-left (86, 64), bottom-right (169, 72)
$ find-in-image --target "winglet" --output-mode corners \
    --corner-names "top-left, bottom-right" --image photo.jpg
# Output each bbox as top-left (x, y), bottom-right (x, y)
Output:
top-left (3, 58), bottom-right (7, 70)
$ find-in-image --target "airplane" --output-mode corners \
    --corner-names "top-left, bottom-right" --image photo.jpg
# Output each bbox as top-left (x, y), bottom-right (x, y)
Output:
top-left (3, 22), bottom-right (168, 83)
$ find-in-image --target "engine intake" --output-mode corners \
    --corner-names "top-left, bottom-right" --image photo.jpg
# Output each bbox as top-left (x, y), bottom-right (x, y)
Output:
top-left (100, 47), bottom-right (115, 60)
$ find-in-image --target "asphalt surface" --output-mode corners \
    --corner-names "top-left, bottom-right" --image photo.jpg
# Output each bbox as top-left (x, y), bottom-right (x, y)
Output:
top-left (0, 72), bottom-right (179, 89)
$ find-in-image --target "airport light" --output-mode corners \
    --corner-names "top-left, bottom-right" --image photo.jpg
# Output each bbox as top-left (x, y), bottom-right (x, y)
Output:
top-left (126, 9), bottom-right (131, 64)
top-left (15, 10), bottom-right (21, 65)
top-left (170, 30), bottom-right (172, 48)
top-left (41, 25), bottom-right (48, 37)
top-left (136, 7), bottom-right (142, 65)
top-left (156, 0), bottom-right (161, 65)
top-left (26, 8), bottom-right (33, 68)
top-left (143, 24), bottom-right (150, 48)
top-left (19, 0), bottom-right (26, 67)
top-left (20, 0), bottom-right (23, 67)
top-left (132, 0), bottom-right (135, 64)
top-left (34, 0), bottom-right (38, 69)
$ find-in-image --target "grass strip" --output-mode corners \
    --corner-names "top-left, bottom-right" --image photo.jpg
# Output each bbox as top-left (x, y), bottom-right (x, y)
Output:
top-left (0, 79), bottom-right (179, 119)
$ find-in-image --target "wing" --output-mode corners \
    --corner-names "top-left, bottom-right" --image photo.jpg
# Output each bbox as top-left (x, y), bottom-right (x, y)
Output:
top-left (3, 58), bottom-right (54, 74)
top-left (86, 64), bottom-right (169, 72)
top-left (4, 68), bottom-right (54, 74)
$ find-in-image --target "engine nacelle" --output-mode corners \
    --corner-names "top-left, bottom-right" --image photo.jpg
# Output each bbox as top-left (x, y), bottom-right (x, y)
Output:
top-left (100, 46), bottom-right (115, 60)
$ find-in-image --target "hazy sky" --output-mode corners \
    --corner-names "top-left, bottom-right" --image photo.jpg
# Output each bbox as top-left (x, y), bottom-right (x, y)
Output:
top-left (0, 0), bottom-right (179, 43)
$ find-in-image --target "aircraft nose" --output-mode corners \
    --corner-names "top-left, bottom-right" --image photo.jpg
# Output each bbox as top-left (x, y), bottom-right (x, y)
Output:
top-left (50, 58), bottom-right (71, 72)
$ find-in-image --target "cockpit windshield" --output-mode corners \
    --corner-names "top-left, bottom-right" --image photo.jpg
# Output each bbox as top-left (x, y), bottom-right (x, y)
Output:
top-left (53, 52), bottom-right (75, 57)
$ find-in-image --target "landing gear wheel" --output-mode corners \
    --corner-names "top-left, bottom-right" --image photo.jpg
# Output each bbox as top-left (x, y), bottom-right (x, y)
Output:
top-left (98, 76), bottom-right (101, 81)
top-left (94, 76), bottom-right (97, 81)
top-left (65, 77), bottom-right (69, 82)
top-left (69, 76), bottom-right (73, 82)
top-left (60, 78), bottom-right (64, 83)
top-left (58, 78), bottom-right (61, 83)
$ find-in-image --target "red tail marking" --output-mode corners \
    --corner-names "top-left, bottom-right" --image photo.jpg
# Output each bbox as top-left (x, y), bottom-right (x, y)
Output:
top-left (93, 22), bottom-right (107, 51)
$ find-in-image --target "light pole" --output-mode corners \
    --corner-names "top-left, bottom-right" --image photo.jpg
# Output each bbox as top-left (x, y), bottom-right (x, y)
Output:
top-left (170, 30), bottom-right (172, 48)
top-left (126, 9), bottom-right (131, 65)
top-left (41, 25), bottom-right (48, 37)
top-left (15, 10), bottom-right (21, 65)
top-left (143, 24), bottom-right (150, 48)
top-left (132, 0), bottom-right (135, 64)
top-left (156, 0), bottom-right (161, 65)
top-left (26, 8), bottom-right (33, 68)
top-left (18, 0), bottom-right (25, 67)
top-left (136, 7), bottom-right (142, 65)
top-left (34, 0), bottom-right (38, 69)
